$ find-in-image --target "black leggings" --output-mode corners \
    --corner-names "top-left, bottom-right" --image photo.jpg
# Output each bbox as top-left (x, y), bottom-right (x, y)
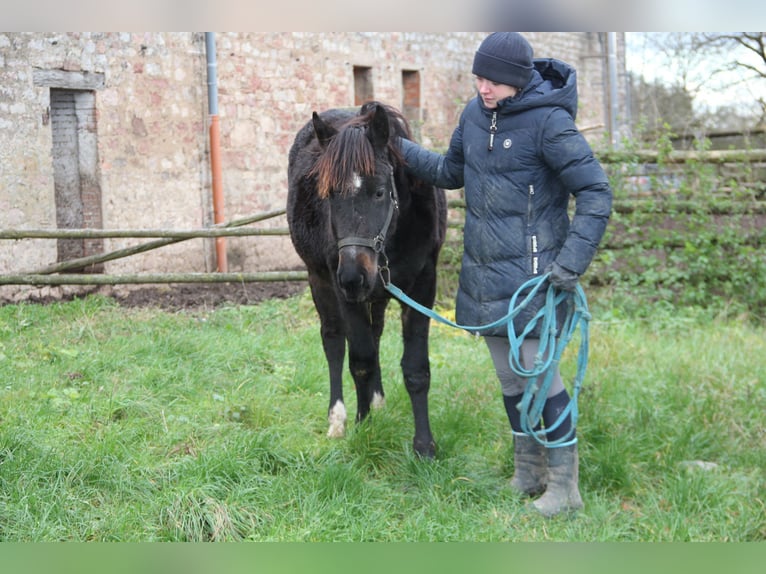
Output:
top-left (486, 336), bottom-right (573, 441)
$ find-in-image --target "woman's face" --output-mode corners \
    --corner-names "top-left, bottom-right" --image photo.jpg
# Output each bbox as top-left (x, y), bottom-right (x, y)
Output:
top-left (475, 76), bottom-right (518, 109)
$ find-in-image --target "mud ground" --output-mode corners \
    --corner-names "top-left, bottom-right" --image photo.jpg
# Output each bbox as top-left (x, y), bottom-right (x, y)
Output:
top-left (0, 281), bottom-right (308, 311)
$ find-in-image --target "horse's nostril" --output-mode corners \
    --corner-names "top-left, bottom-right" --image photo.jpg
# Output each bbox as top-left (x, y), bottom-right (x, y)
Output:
top-left (338, 268), bottom-right (367, 291)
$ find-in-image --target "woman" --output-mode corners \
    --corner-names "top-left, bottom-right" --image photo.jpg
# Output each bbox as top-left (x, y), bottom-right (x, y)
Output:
top-left (400, 32), bottom-right (612, 517)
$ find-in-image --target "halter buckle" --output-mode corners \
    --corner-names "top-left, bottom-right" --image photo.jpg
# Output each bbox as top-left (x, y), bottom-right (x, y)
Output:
top-left (378, 253), bottom-right (391, 286)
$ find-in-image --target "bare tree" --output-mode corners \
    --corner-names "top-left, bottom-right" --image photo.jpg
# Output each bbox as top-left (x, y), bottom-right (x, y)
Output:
top-left (628, 32), bottom-right (765, 135)
top-left (694, 33), bottom-right (766, 125)
top-left (629, 74), bottom-right (697, 139)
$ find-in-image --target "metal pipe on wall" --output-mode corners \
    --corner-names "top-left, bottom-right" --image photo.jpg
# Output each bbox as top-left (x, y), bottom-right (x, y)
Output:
top-left (205, 32), bottom-right (227, 272)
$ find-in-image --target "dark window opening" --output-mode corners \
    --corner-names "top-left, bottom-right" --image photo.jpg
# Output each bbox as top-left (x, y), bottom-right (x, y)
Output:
top-left (402, 70), bottom-right (421, 120)
top-left (402, 70), bottom-right (422, 139)
top-left (353, 66), bottom-right (374, 106)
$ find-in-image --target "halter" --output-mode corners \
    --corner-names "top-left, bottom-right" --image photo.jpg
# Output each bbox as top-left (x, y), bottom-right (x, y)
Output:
top-left (336, 173), bottom-right (399, 254)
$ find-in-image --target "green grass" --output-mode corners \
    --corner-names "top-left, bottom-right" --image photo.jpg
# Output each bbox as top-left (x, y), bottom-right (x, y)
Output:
top-left (0, 290), bottom-right (763, 541)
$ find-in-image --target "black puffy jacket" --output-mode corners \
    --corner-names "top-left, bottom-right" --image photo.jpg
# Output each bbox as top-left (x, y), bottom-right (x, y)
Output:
top-left (401, 58), bottom-right (612, 336)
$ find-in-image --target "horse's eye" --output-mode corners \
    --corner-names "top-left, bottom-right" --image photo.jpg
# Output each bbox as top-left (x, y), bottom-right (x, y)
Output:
top-left (375, 187), bottom-right (386, 199)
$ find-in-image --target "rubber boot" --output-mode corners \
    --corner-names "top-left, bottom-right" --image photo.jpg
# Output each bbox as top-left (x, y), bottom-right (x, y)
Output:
top-left (531, 443), bottom-right (583, 517)
top-left (510, 432), bottom-right (547, 496)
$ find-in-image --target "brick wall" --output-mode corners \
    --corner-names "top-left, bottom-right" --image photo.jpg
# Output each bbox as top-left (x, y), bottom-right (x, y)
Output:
top-left (0, 32), bottom-right (625, 289)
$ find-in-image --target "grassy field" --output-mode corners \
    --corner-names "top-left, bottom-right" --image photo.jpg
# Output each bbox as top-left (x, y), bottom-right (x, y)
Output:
top-left (0, 289), bottom-right (763, 541)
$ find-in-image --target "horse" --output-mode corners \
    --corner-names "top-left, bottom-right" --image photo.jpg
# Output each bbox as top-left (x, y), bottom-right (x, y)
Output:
top-left (286, 101), bottom-right (447, 458)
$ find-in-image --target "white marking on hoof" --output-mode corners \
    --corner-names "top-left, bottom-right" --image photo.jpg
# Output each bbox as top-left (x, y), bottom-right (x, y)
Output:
top-left (327, 400), bottom-right (347, 438)
top-left (371, 391), bottom-right (385, 410)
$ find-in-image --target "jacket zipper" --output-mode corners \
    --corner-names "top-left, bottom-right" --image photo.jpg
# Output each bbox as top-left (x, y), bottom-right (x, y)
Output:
top-left (528, 184), bottom-right (539, 274)
top-left (487, 111), bottom-right (497, 151)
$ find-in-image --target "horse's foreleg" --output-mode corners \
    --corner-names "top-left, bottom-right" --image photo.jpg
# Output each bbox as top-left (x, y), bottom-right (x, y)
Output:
top-left (400, 304), bottom-right (436, 458)
top-left (368, 301), bottom-right (388, 410)
top-left (309, 277), bottom-right (347, 438)
top-left (324, 333), bottom-right (347, 438)
top-left (348, 341), bottom-right (381, 423)
top-left (345, 303), bottom-right (384, 424)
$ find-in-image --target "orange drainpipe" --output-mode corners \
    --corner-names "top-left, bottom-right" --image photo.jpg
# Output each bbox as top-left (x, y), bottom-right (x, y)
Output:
top-left (205, 32), bottom-right (227, 272)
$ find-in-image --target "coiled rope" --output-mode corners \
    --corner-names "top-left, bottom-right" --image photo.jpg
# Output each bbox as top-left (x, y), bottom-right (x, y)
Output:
top-left (384, 273), bottom-right (590, 447)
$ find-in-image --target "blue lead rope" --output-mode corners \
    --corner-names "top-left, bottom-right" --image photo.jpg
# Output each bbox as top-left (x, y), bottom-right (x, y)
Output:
top-left (384, 273), bottom-right (591, 447)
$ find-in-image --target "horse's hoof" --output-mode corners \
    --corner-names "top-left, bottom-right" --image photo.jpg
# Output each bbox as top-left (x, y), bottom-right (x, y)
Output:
top-left (413, 440), bottom-right (436, 459)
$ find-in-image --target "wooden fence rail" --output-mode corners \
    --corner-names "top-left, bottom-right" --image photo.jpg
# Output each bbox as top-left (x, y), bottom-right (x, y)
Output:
top-left (0, 228), bottom-right (290, 239)
top-left (2, 148), bottom-right (765, 289)
top-left (3, 209), bottom-right (293, 277)
top-left (598, 148), bottom-right (766, 164)
top-left (1, 205), bottom-right (466, 283)
top-left (0, 272), bottom-right (309, 286)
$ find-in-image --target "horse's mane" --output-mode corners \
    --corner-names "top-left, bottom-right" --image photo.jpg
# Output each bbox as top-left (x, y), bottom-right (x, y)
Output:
top-left (310, 103), bottom-right (409, 199)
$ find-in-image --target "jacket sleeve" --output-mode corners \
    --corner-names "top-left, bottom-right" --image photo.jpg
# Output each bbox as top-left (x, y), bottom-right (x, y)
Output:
top-left (541, 107), bottom-right (612, 275)
top-left (400, 125), bottom-right (465, 190)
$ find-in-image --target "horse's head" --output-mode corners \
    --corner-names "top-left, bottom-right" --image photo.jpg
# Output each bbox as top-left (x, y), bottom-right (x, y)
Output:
top-left (310, 103), bottom-right (404, 303)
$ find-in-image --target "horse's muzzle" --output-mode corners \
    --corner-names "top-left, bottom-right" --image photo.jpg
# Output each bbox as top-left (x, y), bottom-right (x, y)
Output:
top-left (336, 245), bottom-right (379, 302)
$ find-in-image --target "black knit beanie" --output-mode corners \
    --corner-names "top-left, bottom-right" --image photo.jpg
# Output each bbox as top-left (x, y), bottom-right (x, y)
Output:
top-left (472, 32), bottom-right (534, 88)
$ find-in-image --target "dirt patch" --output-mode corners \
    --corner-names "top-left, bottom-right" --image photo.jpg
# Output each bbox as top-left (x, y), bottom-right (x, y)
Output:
top-left (114, 282), bottom-right (307, 310)
top-left (0, 281), bottom-right (308, 311)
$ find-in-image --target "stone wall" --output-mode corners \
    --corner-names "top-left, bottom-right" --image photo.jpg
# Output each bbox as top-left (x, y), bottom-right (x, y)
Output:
top-left (0, 32), bottom-right (625, 292)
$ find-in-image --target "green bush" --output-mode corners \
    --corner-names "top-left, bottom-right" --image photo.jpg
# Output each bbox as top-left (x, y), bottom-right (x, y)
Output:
top-left (598, 125), bottom-right (766, 322)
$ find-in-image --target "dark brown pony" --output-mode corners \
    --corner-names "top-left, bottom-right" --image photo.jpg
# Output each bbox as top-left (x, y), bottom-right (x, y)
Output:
top-left (286, 102), bottom-right (447, 457)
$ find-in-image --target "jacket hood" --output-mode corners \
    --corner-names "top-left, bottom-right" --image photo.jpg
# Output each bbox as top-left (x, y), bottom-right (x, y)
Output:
top-left (492, 58), bottom-right (579, 119)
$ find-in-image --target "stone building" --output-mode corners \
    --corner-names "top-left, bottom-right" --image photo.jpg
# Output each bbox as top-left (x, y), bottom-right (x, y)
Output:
top-left (0, 32), bottom-right (626, 298)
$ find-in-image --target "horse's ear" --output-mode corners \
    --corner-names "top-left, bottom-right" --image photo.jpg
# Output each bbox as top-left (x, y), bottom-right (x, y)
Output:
top-left (312, 112), bottom-right (336, 149)
top-left (367, 104), bottom-right (390, 151)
